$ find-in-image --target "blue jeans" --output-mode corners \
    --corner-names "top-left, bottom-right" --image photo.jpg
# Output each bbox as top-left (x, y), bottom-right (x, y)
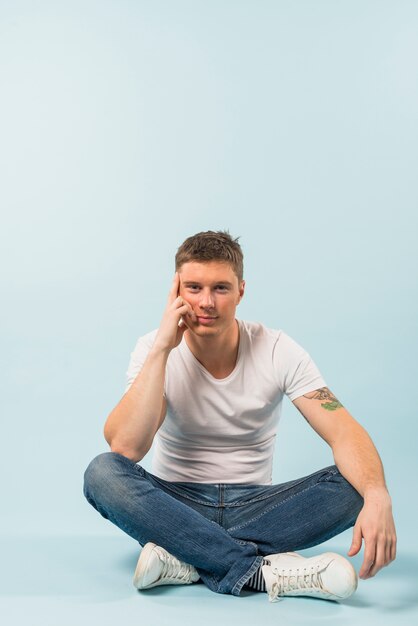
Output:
top-left (83, 452), bottom-right (364, 597)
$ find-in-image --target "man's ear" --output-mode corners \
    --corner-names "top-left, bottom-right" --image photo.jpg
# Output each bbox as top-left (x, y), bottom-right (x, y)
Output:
top-left (237, 279), bottom-right (245, 303)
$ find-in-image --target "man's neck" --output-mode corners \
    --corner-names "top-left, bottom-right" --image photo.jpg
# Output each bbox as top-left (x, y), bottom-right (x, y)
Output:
top-left (184, 319), bottom-right (240, 373)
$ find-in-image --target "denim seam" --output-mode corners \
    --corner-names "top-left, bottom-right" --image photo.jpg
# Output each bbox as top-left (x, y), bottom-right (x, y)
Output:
top-left (140, 470), bottom-right (336, 507)
top-left (146, 480), bottom-right (219, 506)
top-left (159, 479), bottom-right (309, 507)
top-left (91, 501), bottom-right (142, 545)
top-left (231, 554), bottom-right (265, 596)
top-left (226, 481), bottom-right (322, 533)
top-left (133, 461), bottom-right (338, 508)
top-left (225, 467), bottom-right (340, 526)
top-left (232, 538), bottom-right (259, 551)
top-left (215, 466), bottom-right (338, 507)
top-left (321, 468), bottom-right (340, 481)
top-left (133, 464), bottom-right (208, 504)
top-left (227, 478), bottom-right (317, 506)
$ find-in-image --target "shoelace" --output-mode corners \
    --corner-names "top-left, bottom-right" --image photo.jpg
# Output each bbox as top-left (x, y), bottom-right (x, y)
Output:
top-left (155, 546), bottom-right (193, 583)
top-left (268, 565), bottom-right (326, 603)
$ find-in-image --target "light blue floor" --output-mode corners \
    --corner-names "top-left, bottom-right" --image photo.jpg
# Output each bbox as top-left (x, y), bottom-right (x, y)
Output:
top-left (1, 532), bottom-right (416, 626)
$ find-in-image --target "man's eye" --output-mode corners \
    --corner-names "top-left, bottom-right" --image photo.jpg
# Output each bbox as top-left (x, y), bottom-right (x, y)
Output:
top-left (187, 286), bottom-right (227, 291)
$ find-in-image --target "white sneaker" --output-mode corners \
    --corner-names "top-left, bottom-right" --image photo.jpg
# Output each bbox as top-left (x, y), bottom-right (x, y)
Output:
top-left (261, 551), bottom-right (358, 603)
top-left (133, 542), bottom-right (201, 590)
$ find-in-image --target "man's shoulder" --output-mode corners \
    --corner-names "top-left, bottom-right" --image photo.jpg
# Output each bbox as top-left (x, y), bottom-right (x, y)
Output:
top-left (239, 318), bottom-right (282, 335)
top-left (143, 327), bottom-right (160, 340)
top-left (131, 327), bottom-right (159, 350)
top-left (239, 319), bottom-right (283, 343)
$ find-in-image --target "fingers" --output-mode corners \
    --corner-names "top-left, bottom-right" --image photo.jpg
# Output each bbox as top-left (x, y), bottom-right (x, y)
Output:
top-left (349, 502), bottom-right (397, 579)
top-left (390, 535), bottom-right (397, 562)
top-left (168, 272), bottom-right (197, 321)
top-left (359, 538), bottom-right (377, 579)
top-left (348, 524), bottom-right (362, 556)
top-left (169, 273), bottom-right (193, 309)
top-left (169, 272), bottom-right (180, 302)
top-left (386, 540), bottom-right (393, 566)
top-left (384, 533), bottom-right (397, 567)
top-left (178, 297), bottom-right (197, 321)
top-left (367, 538), bottom-right (386, 578)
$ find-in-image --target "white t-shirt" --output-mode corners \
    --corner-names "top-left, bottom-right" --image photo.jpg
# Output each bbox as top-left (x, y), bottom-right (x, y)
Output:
top-left (124, 318), bottom-right (327, 485)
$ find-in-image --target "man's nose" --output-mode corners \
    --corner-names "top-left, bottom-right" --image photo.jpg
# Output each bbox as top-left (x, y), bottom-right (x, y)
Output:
top-left (199, 289), bottom-right (215, 308)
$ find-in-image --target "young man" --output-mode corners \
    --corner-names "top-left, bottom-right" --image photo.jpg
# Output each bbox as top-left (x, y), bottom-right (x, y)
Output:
top-left (83, 230), bottom-right (397, 603)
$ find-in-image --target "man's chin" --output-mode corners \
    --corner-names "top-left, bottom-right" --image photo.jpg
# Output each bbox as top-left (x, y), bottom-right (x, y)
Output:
top-left (187, 322), bottom-right (218, 335)
top-left (192, 324), bottom-right (216, 332)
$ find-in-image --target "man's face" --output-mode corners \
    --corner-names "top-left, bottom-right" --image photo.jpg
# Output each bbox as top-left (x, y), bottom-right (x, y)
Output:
top-left (178, 261), bottom-right (245, 336)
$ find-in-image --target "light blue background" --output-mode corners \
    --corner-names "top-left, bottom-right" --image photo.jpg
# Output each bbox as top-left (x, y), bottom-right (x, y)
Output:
top-left (1, 0), bottom-right (417, 623)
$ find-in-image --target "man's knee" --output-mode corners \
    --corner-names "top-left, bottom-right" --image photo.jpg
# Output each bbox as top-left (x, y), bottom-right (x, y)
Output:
top-left (331, 467), bottom-right (364, 520)
top-left (83, 451), bottom-right (130, 500)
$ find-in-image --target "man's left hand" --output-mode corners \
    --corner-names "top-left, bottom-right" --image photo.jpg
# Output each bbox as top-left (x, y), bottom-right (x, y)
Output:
top-left (347, 487), bottom-right (397, 579)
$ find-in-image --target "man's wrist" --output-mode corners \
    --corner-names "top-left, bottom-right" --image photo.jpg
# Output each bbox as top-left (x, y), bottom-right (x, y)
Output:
top-left (363, 484), bottom-right (391, 502)
top-left (150, 343), bottom-right (172, 358)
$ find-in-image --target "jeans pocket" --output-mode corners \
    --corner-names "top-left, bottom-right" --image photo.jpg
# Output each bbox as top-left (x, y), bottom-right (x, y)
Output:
top-left (317, 465), bottom-right (340, 482)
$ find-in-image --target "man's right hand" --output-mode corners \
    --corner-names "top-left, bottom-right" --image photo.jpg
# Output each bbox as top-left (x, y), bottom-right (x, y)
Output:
top-left (153, 272), bottom-right (197, 353)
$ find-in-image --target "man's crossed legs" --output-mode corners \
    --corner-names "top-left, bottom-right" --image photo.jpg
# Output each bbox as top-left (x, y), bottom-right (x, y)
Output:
top-left (83, 452), bottom-right (364, 600)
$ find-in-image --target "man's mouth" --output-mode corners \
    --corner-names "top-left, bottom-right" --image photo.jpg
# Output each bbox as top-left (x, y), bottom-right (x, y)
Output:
top-left (196, 316), bottom-right (218, 324)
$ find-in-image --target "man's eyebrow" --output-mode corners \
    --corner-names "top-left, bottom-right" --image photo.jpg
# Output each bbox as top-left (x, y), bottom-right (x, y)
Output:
top-left (182, 280), bottom-right (233, 286)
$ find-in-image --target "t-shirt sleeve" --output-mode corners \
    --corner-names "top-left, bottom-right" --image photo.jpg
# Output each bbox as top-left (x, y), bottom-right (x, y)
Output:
top-left (124, 330), bottom-right (166, 396)
top-left (273, 331), bottom-right (327, 401)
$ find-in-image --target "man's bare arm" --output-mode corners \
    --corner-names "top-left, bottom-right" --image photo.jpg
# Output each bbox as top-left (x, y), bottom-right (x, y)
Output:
top-left (103, 346), bottom-right (169, 462)
top-left (292, 387), bottom-right (387, 495)
top-left (293, 387), bottom-right (397, 578)
top-left (104, 272), bottom-right (197, 463)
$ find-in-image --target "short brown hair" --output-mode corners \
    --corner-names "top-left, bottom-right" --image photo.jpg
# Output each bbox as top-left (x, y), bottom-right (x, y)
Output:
top-left (175, 230), bottom-right (244, 284)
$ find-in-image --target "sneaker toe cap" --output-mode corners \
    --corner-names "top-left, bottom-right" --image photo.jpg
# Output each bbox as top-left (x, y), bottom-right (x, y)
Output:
top-left (322, 555), bottom-right (358, 599)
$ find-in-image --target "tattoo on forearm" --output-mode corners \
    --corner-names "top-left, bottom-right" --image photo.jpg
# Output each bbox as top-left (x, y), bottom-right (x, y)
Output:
top-left (302, 387), bottom-right (344, 411)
